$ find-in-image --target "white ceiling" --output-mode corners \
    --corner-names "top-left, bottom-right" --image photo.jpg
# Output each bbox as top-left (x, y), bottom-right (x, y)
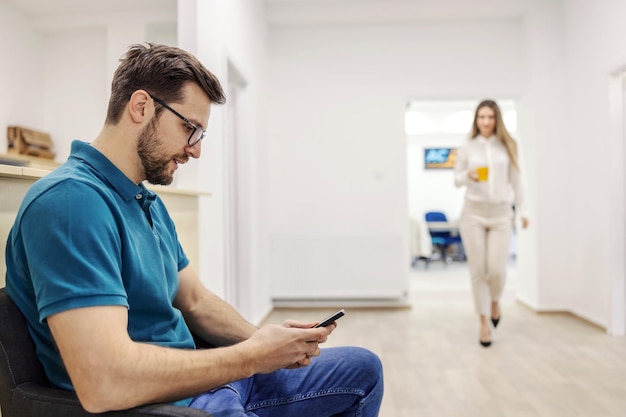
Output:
top-left (265, 0), bottom-right (529, 26)
top-left (5, 0), bottom-right (530, 26)
top-left (5, 0), bottom-right (176, 16)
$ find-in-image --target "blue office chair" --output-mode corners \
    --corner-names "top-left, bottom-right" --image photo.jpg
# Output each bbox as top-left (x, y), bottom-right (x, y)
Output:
top-left (424, 211), bottom-right (464, 264)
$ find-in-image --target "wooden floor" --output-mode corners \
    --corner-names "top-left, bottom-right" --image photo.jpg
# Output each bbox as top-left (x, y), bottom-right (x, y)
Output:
top-left (263, 264), bottom-right (626, 417)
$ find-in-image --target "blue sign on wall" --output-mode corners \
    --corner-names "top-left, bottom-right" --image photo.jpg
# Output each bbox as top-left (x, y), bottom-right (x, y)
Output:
top-left (424, 148), bottom-right (457, 169)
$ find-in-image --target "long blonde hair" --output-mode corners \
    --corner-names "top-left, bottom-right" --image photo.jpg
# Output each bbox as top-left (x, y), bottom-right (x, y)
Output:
top-left (471, 99), bottom-right (519, 171)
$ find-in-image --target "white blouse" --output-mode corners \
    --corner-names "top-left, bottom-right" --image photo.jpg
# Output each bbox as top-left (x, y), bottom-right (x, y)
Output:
top-left (454, 135), bottom-right (526, 216)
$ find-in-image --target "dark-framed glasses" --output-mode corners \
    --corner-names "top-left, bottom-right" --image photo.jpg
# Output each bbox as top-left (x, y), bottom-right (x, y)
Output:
top-left (148, 93), bottom-right (206, 146)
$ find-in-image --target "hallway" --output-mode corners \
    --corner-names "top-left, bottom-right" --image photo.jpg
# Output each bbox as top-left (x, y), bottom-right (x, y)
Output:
top-left (264, 264), bottom-right (625, 417)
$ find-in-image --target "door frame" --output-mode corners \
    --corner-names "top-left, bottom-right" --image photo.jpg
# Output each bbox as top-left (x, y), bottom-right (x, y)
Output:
top-left (223, 59), bottom-right (249, 312)
top-left (607, 68), bottom-right (626, 336)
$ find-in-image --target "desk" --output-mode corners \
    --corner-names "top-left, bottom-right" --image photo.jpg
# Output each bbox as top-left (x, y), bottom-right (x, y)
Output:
top-left (0, 153), bottom-right (60, 170)
top-left (426, 221), bottom-right (465, 263)
top-left (426, 221), bottom-right (460, 236)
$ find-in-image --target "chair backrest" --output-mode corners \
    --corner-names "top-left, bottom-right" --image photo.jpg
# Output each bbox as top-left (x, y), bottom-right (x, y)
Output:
top-left (0, 287), bottom-right (214, 417)
top-left (0, 287), bottom-right (49, 417)
top-left (425, 211), bottom-right (448, 223)
top-left (424, 211), bottom-right (453, 240)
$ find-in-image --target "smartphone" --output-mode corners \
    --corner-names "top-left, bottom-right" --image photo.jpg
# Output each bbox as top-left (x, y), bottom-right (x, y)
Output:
top-left (312, 309), bottom-right (345, 328)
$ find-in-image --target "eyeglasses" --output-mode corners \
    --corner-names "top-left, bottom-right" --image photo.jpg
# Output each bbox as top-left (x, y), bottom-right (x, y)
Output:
top-left (148, 93), bottom-right (206, 146)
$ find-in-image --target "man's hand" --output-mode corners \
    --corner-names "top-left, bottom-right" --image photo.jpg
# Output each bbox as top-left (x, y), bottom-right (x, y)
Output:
top-left (243, 321), bottom-right (336, 373)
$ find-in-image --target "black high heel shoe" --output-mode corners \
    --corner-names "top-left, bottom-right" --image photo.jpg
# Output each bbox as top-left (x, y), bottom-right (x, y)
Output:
top-left (491, 316), bottom-right (500, 328)
top-left (479, 326), bottom-right (491, 347)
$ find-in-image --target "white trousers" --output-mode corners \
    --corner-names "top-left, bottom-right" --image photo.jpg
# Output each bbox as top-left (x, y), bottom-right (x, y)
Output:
top-left (459, 200), bottom-right (514, 315)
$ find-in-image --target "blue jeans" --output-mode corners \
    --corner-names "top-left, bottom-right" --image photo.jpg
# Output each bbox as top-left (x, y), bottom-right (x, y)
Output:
top-left (189, 346), bottom-right (384, 417)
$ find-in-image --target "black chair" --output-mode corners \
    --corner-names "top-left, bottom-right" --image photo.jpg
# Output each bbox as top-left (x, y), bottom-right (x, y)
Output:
top-left (0, 287), bottom-right (212, 417)
top-left (424, 211), bottom-right (464, 264)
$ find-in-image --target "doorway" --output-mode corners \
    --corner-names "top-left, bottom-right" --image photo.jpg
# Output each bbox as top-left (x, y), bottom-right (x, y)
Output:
top-left (405, 99), bottom-right (520, 302)
top-left (224, 60), bottom-right (248, 312)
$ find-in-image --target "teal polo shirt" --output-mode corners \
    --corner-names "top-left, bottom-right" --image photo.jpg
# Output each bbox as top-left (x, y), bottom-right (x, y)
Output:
top-left (5, 140), bottom-right (194, 395)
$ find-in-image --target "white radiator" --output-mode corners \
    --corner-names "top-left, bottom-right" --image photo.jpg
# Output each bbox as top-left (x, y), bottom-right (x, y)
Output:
top-left (270, 235), bottom-right (408, 303)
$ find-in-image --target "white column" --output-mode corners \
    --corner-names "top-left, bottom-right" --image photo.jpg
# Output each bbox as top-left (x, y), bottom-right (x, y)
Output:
top-left (517, 1), bottom-right (569, 311)
top-left (177, 0), bottom-right (227, 297)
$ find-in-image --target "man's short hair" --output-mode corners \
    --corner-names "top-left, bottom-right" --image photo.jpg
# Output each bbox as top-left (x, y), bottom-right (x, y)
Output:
top-left (105, 43), bottom-right (226, 125)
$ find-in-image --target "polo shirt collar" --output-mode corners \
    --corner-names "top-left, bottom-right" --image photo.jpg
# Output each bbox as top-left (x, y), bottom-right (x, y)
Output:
top-left (68, 140), bottom-right (150, 202)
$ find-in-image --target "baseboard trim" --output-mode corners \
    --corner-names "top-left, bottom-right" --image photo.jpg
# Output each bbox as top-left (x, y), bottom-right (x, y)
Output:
top-left (515, 299), bottom-right (607, 332)
top-left (272, 298), bottom-right (411, 309)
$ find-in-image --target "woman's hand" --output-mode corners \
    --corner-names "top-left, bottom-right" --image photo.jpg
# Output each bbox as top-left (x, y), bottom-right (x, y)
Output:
top-left (521, 216), bottom-right (529, 229)
top-left (467, 169), bottom-right (479, 181)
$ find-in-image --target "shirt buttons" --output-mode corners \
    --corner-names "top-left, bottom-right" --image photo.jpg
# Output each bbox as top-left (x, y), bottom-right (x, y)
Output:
top-left (135, 194), bottom-right (142, 200)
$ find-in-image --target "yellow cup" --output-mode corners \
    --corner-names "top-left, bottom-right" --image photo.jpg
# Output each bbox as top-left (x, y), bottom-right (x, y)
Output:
top-left (477, 166), bottom-right (489, 181)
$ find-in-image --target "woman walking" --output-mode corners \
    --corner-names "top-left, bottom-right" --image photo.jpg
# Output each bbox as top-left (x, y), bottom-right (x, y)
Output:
top-left (454, 99), bottom-right (529, 347)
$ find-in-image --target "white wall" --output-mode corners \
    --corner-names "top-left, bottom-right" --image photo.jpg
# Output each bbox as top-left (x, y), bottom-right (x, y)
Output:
top-left (559, 0), bottom-right (626, 329)
top-left (514, 1), bottom-right (569, 313)
top-left (0, 1), bottom-right (44, 153)
top-left (33, 8), bottom-right (178, 163)
top-left (42, 29), bottom-right (108, 160)
top-left (268, 19), bottom-right (524, 301)
top-left (0, 4), bottom-right (177, 162)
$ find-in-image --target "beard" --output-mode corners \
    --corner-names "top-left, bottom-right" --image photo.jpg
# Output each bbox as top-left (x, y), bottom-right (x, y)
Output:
top-left (137, 117), bottom-right (186, 185)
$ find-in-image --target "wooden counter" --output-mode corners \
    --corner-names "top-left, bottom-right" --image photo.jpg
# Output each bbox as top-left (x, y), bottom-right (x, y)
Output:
top-left (1, 159), bottom-right (208, 284)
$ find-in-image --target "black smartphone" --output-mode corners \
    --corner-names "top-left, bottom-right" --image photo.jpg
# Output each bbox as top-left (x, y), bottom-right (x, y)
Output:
top-left (313, 309), bottom-right (345, 328)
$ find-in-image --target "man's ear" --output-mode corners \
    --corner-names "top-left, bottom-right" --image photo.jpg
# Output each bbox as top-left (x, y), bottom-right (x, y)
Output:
top-left (128, 90), bottom-right (153, 124)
